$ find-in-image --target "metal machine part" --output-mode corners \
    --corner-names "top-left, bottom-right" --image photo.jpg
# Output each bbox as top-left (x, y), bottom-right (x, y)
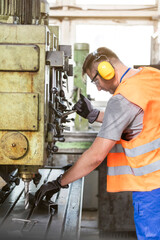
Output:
top-left (0, 0), bottom-right (74, 209)
top-left (0, 169), bottom-right (84, 240)
top-left (24, 180), bottom-right (30, 209)
top-left (0, 0), bottom-right (49, 25)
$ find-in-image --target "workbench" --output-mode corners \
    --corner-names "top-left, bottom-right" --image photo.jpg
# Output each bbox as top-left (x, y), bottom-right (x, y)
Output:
top-left (0, 168), bottom-right (84, 240)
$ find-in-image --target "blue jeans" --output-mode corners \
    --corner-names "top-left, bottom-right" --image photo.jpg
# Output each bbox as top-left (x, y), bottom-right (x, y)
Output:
top-left (132, 188), bottom-right (160, 240)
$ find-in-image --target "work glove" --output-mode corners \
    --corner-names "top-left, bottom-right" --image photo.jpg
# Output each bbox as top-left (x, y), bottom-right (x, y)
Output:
top-left (72, 94), bottom-right (100, 123)
top-left (34, 174), bottom-right (69, 206)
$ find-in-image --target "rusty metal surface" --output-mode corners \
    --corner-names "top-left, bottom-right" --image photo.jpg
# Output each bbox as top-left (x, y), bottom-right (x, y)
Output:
top-left (0, 93), bottom-right (38, 131)
top-left (0, 24), bottom-right (47, 44)
top-left (0, 44), bottom-right (39, 71)
top-left (0, 132), bottom-right (28, 160)
top-left (0, 24), bottom-right (48, 167)
top-left (0, 169), bottom-right (84, 240)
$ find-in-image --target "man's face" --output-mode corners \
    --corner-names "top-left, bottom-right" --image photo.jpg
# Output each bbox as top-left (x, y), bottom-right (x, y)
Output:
top-left (86, 62), bottom-right (118, 94)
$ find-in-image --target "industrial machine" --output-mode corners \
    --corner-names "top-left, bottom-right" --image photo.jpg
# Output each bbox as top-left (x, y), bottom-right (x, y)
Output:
top-left (0, 0), bottom-right (74, 209)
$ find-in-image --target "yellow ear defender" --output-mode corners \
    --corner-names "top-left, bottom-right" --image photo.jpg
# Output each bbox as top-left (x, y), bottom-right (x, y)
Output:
top-left (97, 61), bottom-right (115, 80)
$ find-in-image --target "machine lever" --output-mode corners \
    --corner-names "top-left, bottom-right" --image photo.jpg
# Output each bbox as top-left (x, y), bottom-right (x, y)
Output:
top-left (61, 109), bottom-right (77, 118)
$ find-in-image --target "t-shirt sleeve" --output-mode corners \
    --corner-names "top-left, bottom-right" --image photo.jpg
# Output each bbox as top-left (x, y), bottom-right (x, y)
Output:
top-left (97, 94), bottom-right (142, 141)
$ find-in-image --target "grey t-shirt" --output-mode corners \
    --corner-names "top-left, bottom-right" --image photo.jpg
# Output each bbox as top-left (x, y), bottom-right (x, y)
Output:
top-left (97, 94), bottom-right (144, 141)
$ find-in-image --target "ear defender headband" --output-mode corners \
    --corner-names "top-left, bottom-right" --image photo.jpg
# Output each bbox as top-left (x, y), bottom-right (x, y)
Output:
top-left (92, 50), bottom-right (115, 80)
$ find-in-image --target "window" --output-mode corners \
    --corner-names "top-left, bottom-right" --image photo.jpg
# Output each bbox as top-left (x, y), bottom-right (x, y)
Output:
top-left (76, 24), bottom-right (153, 101)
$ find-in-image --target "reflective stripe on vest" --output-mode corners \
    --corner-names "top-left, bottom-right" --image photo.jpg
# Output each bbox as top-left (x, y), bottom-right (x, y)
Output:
top-left (107, 159), bottom-right (160, 176)
top-left (124, 138), bottom-right (160, 157)
top-left (110, 139), bottom-right (160, 157)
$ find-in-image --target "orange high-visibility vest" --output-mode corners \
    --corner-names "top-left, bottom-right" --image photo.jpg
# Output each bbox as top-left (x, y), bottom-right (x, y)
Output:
top-left (107, 67), bottom-right (160, 192)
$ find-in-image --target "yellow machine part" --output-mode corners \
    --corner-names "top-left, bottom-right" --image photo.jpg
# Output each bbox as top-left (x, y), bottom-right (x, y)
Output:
top-left (0, 24), bottom-right (50, 166)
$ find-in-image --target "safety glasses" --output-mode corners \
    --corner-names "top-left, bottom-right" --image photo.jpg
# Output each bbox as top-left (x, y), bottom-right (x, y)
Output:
top-left (91, 72), bottom-right (99, 86)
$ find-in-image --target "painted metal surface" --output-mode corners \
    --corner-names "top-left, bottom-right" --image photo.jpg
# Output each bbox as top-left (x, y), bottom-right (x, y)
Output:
top-left (0, 132), bottom-right (28, 160)
top-left (0, 44), bottom-right (39, 71)
top-left (0, 24), bottom-right (48, 167)
top-left (0, 93), bottom-right (38, 131)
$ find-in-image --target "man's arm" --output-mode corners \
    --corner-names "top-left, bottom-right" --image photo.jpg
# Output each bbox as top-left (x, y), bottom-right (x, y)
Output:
top-left (60, 137), bottom-right (115, 186)
top-left (95, 111), bottom-right (104, 123)
top-left (35, 137), bottom-right (115, 206)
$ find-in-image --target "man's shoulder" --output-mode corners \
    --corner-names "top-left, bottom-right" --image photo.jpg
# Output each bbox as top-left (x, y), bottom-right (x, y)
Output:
top-left (108, 94), bottom-right (142, 113)
top-left (109, 94), bottom-right (132, 105)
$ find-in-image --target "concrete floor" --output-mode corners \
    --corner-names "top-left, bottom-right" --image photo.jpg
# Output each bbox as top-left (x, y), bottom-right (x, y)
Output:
top-left (80, 210), bottom-right (137, 240)
top-left (80, 210), bottom-right (99, 240)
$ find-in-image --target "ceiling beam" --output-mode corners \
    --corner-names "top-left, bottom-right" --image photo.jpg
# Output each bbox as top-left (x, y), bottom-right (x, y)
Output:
top-left (50, 3), bottom-right (157, 11)
top-left (49, 9), bottom-right (157, 19)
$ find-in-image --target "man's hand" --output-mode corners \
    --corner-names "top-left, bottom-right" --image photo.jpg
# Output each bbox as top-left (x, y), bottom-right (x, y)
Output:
top-left (35, 175), bottom-right (68, 206)
top-left (73, 94), bottom-right (100, 123)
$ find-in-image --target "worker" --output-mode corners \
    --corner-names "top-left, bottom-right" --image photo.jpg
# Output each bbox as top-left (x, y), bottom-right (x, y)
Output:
top-left (35, 47), bottom-right (160, 239)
